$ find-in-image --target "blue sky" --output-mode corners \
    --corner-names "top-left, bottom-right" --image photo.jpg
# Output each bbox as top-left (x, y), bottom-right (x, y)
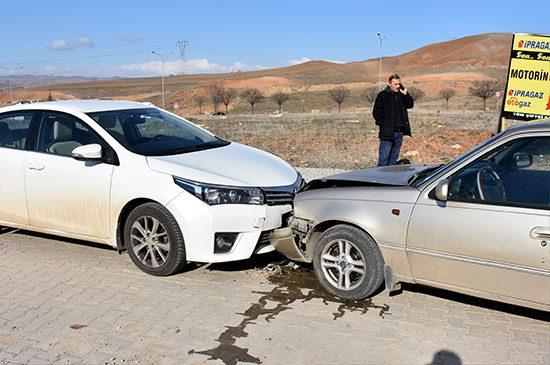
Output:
top-left (0, 0), bottom-right (548, 77)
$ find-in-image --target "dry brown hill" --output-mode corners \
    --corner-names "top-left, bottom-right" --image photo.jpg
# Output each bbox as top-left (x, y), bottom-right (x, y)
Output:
top-left (1, 33), bottom-right (512, 108)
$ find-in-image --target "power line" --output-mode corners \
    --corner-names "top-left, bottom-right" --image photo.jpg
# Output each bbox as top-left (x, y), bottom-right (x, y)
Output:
top-left (0, 65), bottom-right (23, 103)
top-left (151, 50), bottom-right (172, 108)
top-left (176, 40), bottom-right (189, 76)
top-left (376, 32), bottom-right (386, 92)
top-left (0, 44), bottom-right (174, 66)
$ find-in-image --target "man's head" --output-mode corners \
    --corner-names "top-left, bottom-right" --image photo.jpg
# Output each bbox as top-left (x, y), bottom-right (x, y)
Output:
top-left (388, 73), bottom-right (401, 92)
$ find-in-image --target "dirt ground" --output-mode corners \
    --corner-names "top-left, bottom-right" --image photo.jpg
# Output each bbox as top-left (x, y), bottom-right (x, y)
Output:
top-left (188, 108), bottom-right (497, 170)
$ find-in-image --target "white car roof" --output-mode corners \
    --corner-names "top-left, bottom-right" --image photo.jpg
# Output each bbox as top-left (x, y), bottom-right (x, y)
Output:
top-left (0, 99), bottom-right (153, 114)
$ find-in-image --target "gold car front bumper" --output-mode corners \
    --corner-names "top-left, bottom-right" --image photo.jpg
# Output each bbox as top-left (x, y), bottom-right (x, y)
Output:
top-left (268, 227), bottom-right (310, 263)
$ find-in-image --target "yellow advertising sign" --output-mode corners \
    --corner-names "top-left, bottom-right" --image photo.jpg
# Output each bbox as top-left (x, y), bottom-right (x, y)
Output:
top-left (502, 33), bottom-right (550, 121)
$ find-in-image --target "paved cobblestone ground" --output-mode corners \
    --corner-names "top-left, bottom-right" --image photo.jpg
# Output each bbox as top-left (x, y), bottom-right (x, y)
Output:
top-left (0, 227), bottom-right (548, 365)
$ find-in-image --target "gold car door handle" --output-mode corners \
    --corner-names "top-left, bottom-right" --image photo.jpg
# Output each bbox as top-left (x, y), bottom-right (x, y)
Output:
top-left (530, 226), bottom-right (550, 240)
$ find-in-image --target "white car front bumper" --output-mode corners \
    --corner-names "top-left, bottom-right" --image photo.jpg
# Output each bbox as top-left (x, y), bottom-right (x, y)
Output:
top-left (166, 191), bottom-right (293, 263)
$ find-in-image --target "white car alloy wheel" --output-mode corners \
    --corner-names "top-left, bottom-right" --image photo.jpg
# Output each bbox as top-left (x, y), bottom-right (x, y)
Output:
top-left (320, 239), bottom-right (366, 290)
top-left (124, 202), bottom-right (187, 276)
top-left (130, 216), bottom-right (171, 268)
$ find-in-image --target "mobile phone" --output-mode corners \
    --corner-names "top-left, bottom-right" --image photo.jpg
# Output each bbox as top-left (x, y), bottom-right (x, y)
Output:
top-left (399, 83), bottom-right (405, 90)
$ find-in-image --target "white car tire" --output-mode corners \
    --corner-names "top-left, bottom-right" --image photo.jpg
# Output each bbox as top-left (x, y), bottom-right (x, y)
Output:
top-left (124, 202), bottom-right (187, 276)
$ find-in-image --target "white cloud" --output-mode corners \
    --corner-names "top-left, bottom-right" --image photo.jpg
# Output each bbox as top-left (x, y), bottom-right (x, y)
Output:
top-left (228, 61), bottom-right (267, 72)
top-left (24, 54), bottom-right (345, 78)
top-left (118, 35), bottom-right (142, 42)
top-left (22, 58), bottom-right (228, 78)
top-left (120, 58), bottom-right (226, 76)
top-left (47, 38), bottom-right (94, 51)
top-left (231, 61), bottom-right (247, 72)
top-left (287, 57), bottom-right (312, 66)
top-left (186, 58), bottom-right (226, 73)
top-left (48, 40), bottom-right (73, 51)
top-left (43, 65), bottom-right (56, 74)
top-left (75, 38), bottom-right (94, 47)
top-left (24, 64), bottom-right (83, 76)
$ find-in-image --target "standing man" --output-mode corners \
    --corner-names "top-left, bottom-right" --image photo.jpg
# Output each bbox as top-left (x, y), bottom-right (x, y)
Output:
top-left (372, 73), bottom-right (414, 166)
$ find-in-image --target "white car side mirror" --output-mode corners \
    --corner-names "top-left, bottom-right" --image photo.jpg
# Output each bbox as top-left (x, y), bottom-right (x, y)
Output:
top-left (72, 144), bottom-right (103, 162)
top-left (435, 179), bottom-right (449, 201)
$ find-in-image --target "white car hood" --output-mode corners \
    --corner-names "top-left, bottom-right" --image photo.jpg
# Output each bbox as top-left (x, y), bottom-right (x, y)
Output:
top-left (147, 142), bottom-right (298, 187)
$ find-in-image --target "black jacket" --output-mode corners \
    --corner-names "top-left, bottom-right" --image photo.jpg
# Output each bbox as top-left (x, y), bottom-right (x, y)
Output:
top-left (372, 87), bottom-right (414, 140)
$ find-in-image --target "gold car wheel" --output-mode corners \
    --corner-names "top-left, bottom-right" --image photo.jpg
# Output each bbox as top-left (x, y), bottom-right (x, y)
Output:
top-left (320, 239), bottom-right (366, 291)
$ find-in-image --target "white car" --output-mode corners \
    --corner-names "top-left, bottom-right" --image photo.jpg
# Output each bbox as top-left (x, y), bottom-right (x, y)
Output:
top-left (0, 100), bottom-right (302, 275)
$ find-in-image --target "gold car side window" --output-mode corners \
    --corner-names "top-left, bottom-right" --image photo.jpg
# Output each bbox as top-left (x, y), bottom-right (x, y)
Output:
top-left (448, 137), bottom-right (550, 209)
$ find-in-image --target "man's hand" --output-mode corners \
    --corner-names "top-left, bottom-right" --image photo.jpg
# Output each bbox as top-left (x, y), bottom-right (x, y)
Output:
top-left (399, 87), bottom-right (408, 95)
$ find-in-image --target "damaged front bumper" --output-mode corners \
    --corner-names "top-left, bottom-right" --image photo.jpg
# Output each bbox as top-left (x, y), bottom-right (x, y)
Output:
top-left (268, 216), bottom-right (313, 263)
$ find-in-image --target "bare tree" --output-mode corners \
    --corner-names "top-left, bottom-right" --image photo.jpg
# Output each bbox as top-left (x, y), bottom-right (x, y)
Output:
top-left (438, 89), bottom-right (456, 110)
top-left (272, 91), bottom-right (290, 113)
top-left (195, 94), bottom-right (207, 114)
top-left (407, 87), bottom-right (425, 102)
top-left (241, 88), bottom-right (263, 114)
top-left (221, 88), bottom-right (237, 114)
top-left (207, 82), bottom-right (224, 113)
top-left (328, 86), bottom-right (350, 112)
top-left (360, 87), bottom-right (378, 105)
top-left (469, 81), bottom-right (498, 110)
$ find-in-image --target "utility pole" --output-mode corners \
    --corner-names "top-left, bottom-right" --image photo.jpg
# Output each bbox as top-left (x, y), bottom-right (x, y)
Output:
top-left (151, 50), bottom-right (172, 109)
top-left (1, 65), bottom-right (23, 104)
top-left (376, 33), bottom-right (385, 92)
top-left (176, 40), bottom-right (189, 76)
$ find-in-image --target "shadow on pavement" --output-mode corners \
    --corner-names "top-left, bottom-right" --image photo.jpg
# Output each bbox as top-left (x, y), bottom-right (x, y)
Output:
top-left (6, 229), bottom-right (548, 321)
top-left (206, 251), bottom-right (288, 272)
top-left (0, 226), bottom-right (19, 235)
top-left (401, 283), bottom-right (549, 321)
top-left (428, 350), bottom-right (462, 365)
top-left (7, 229), bottom-right (118, 251)
top-left (211, 252), bottom-right (547, 321)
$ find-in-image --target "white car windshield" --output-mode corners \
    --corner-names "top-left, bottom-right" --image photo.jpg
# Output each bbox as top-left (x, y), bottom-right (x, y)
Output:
top-left (88, 108), bottom-right (229, 156)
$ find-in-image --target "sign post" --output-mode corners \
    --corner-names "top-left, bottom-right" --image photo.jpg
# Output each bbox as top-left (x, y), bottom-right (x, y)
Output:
top-left (498, 33), bottom-right (550, 132)
top-left (495, 91), bottom-right (504, 130)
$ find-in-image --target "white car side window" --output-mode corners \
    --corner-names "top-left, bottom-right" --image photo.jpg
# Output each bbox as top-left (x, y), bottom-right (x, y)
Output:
top-left (0, 112), bottom-right (33, 150)
top-left (36, 112), bottom-right (102, 157)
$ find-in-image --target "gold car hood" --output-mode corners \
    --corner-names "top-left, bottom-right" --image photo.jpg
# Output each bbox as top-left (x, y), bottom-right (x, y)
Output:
top-left (302, 164), bottom-right (440, 190)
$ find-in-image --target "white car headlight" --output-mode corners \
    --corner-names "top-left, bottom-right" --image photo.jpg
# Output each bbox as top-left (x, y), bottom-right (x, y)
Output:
top-left (174, 177), bottom-right (265, 205)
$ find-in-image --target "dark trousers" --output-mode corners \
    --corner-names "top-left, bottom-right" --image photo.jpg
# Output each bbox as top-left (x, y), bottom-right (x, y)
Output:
top-left (377, 131), bottom-right (403, 167)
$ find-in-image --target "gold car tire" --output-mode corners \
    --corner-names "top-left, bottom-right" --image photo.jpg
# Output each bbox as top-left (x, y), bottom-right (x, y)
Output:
top-left (313, 224), bottom-right (384, 300)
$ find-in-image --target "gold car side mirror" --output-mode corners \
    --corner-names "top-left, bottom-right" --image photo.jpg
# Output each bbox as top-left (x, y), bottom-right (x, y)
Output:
top-left (435, 179), bottom-right (449, 201)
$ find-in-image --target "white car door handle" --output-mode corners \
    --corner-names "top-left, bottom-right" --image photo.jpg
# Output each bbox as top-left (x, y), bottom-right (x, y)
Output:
top-left (26, 162), bottom-right (45, 171)
top-left (530, 227), bottom-right (550, 240)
